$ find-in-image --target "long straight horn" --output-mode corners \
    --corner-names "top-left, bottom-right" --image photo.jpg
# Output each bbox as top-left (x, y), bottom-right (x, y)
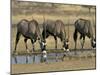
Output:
top-left (94, 8), bottom-right (96, 39)
top-left (32, 16), bottom-right (34, 20)
top-left (43, 15), bottom-right (46, 41)
top-left (43, 15), bottom-right (45, 23)
top-left (63, 21), bottom-right (66, 41)
top-left (93, 20), bottom-right (96, 40)
top-left (67, 18), bottom-right (70, 40)
top-left (94, 24), bottom-right (96, 39)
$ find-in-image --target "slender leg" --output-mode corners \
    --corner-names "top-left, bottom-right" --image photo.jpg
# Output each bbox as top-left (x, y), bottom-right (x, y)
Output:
top-left (73, 29), bottom-right (78, 54)
top-left (26, 56), bottom-right (28, 63)
top-left (31, 39), bottom-right (35, 53)
top-left (24, 38), bottom-right (29, 53)
top-left (54, 36), bottom-right (58, 61)
top-left (54, 36), bottom-right (57, 51)
top-left (74, 40), bottom-right (77, 55)
top-left (74, 41), bottom-right (77, 55)
top-left (14, 55), bottom-right (17, 64)
top-left (14, 32), bottom-right (21, 54)
top-left (80, 35), bottom-right (85, 49)
top-left (82, 35), bottom-right (85, 49)
top-left (75, 40), bottom-right (77, 50)
top-left (80, 35), bottom-right (83, 49)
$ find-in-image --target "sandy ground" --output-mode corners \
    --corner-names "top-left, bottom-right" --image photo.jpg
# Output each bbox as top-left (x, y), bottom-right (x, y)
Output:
top-left (11, 57), bottom-right (96, 74)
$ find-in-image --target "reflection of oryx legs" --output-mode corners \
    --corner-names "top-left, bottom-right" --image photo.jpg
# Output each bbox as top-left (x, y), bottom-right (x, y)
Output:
top-left (14, 56), bottom-right (17, 64)
top-left (26, 56), bottom-right (28, 63)
top-left (41, 50), bottom-right (47, 63)
top-left (75, 41), bottom-right (77, 50)
top-left (14, 32), bottom-right (21, 54)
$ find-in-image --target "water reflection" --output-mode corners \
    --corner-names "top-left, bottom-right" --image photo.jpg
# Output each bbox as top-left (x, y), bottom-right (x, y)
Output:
top-left (12, 53), bottom-right (64, 64)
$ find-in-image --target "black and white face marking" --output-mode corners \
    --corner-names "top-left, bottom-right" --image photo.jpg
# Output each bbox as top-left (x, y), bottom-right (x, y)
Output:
top-left (63, 40), bottom-right (69, 52)
top-left (91, 39), bottom-right (96, 48)
top-left (40, 41), bottom-right (47, 51)
top-left (42, 42), bottom-right (47, 46)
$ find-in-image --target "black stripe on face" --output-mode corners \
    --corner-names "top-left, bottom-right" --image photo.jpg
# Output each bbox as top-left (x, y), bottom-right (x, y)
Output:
top-left (40, 42), bottom-right (46, 51)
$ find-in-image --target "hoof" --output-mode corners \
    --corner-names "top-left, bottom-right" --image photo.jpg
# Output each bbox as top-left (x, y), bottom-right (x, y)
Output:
top-left (13, 51), bottom-right (18, 55)
top-left (26, 49), bottom-right (31, 53)
top-left (31, 50), bottom-right (35, 54)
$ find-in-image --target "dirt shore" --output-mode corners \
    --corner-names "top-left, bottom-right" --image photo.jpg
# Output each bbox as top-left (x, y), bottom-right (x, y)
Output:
top-left (11, 57), bottom-right (96, 74)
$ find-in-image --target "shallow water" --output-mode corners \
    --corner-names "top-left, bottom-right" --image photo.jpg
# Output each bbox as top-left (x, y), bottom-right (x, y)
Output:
top-left (12, 53), bottom-right (64, 64)
top-left (12, 50), bottom-right (95, 64)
